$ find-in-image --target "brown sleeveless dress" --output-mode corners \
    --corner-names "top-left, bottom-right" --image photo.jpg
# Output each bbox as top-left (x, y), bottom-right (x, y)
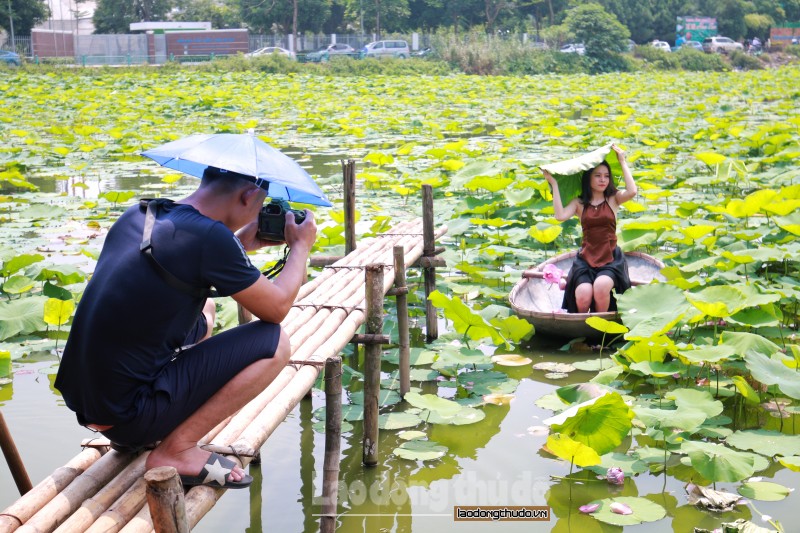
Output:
top-left (561, 200), bottom-right (631, 313)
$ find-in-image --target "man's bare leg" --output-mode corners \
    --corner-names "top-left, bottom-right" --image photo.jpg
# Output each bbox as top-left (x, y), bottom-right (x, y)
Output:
top-left (145, 328), bottom-right (291, 481)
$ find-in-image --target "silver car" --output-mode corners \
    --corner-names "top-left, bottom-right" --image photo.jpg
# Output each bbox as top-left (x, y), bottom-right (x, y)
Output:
top-left (362, 40), bottom-right (410, 59)
top-left (702, 36), bottom-right (744, 53)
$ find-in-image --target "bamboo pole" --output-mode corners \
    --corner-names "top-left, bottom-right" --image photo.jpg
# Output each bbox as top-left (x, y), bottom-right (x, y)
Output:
top-left (0, 411), bottom-right (33, 496)
top-left (393, 246), bottom-right (411, 397)
top-left (16, 450), bottom-right (132, 533)
top-left (343, 159), bottom-right (356, 255)
top-left (84, 480), bottom-right (146, 533)
top-left (362, 264), bottom-right (384, 467)
top-left (54, 453), bottom-right (147, 533)
top-left (144, 467), bottom-right (188, 533)
top-left (422, 185), bottom-right (438, 340)
top-left (0, 448), bottom-right (101, 533)
top-left (320, 356), bottom-right (342, 533)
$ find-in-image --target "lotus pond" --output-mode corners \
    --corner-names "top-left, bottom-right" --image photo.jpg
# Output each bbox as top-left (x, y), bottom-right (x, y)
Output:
top-left (1, 66), bottom-right (799, 532)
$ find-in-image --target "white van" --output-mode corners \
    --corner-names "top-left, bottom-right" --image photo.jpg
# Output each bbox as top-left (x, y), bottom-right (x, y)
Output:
top-left (362, 40), bottom-right (410, 59)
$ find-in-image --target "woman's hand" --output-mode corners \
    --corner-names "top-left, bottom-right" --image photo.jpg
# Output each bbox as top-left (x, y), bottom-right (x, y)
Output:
top-left (611, 144), bottom-right (626, 161)
top-left (542, 168), bottom-right (556, 186)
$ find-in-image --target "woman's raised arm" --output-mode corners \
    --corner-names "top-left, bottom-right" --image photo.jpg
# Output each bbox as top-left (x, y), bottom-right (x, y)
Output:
top-left (543, 169), bottom-right (578, 221)
top-left (612, 144), bottom-right (637, 205)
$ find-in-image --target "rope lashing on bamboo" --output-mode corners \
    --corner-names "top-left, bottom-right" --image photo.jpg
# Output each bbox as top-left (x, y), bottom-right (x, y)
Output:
top-left (291, 303), bottom-right (365, 313)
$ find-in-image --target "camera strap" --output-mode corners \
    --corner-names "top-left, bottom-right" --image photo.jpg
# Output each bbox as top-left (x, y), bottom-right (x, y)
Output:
top-left (139, 199), bottom-right (219, 299)
top-left (261, 246), bottom-right (289, 279)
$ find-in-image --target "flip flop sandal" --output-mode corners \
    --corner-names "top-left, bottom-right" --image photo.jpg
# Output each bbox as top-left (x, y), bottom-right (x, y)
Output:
top-left (179, 452), bottom-right (253, 489)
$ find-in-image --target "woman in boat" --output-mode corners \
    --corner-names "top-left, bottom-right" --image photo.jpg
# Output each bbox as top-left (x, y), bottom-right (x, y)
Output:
top-left (542, 144), bottom-right (637, 313)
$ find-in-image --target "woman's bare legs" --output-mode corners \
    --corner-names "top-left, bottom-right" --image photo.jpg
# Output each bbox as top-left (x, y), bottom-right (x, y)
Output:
top-left (592, 275), bottom-right (615, 312)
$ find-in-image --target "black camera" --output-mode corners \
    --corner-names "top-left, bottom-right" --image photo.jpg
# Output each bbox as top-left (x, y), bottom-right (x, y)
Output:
top-left (257, 199), bottom-right (306, 241)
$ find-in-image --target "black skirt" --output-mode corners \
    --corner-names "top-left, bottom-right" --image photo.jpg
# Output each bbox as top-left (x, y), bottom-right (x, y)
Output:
top-left (561, 246), bottom-right (631, 313)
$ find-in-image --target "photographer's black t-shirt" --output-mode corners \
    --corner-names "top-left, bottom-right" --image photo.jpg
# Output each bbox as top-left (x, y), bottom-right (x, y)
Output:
top-left (54, 201), bottom-right (261, 426)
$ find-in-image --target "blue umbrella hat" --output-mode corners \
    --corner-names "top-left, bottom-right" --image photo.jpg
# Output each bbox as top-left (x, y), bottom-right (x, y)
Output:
top-left (141, 132), bottom-right (332, 207)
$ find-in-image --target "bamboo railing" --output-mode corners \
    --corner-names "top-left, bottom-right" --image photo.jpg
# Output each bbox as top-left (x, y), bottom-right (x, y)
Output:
top-left (0, 216), bottom-right (446, 533)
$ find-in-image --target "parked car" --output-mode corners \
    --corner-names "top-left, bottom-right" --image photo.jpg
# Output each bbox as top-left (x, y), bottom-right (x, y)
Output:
top-left (559, 43), bottom-right (585, 55)
top-left (650, 40), bottom-right (671, 52)
top-left (702, 36), bottom-right (743, 53)
top-left (246, 46), bottom-right (295, 59)
top-left (411, 47), bottom-right (434, 58)
top-left (305, 43), bottom-right (356, 62)
top-left (0, 50), bottom-right (21, 66)
top-left (681, 40), bottom-right (704, 51)
top-left (362, 40), bottom-right (410, 59)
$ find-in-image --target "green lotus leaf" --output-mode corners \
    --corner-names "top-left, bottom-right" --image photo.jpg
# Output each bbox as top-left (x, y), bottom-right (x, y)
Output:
top-left (731, 376), bottom-right (761, 405)
top-left (630, 360), bottom-right (687, 377)
top-left (421, 405), bottom-right (486, 425)
top-left (378, 412), bottom-right (422, 430)
top-left (551, 393), bottom-right (633, 455)
top-left (738, 481), bottom-right (791, 502)
top-left (403, 392), bottom-right (462, 416)
top-left (0, 296), bottom-right (48, 341)
top-left (544, 433), bottom-right (601, 467)
top-left (685, 285), bottom-right (749, 317)
top-left (586, 316), bottom-right (628, 334)
top-left (490, 353), bottom-right (532, 366)
top-left (584, 496), bottom-right (666, 526)
top-left (633, 406), bottom-right (707, 432)
top-left (682, 440), bottom-right (756, 482)
top-left (457, 370), bottom-right (518, 395)
top-left (773, 211), bottom-right (800, 236)
top-left (397, 430), bottom-right (426, 441)
top-left (2, 276), bottom-right (36, 295)
top-left (778, 456), bottom-right (800, 471)
top-left (744, 351), bottom-right (800, 400)
top-left (383, 347), bottom-right (438, 366)
top-left (312, 420), bottom-right (353, 434)
top-left (726, 430), bottom-right (800, 457)
top-left (348, 389), bottom-right (401, 407)
top-left (728, 304), bottom-right (783, 328)
top-left (43, 298), bottom-right (75, 327)
top-left (584, 451), bottom-right (649, 476)
top-left (695, 152), bottom-right (726, 166)
top-left (1, 253), bottom-right (44, 277)
top-left (721, 331), bottom-right (782, 358)
top-left (666, 389), bottom-right (724, 418)
top-left (393, 440), bottom-right (447, 460)
top-left (617, 284), bottom-right (690, 338)
top-left (677, 344), bottom-right (738, 364)
top-left (489, 314), bottom-right (534, 343)
top-left (428, 290), bottom-right (505, 345)
top-left (32, 265), bottom-right (86, 286)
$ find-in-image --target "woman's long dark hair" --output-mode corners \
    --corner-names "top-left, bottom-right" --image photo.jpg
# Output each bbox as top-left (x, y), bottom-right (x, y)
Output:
top-left (579, 161), bottom-right (618, 205)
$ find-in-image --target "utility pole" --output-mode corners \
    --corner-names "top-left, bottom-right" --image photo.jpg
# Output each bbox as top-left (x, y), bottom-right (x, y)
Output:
top-left (7, 0), bottom-right (15, 51)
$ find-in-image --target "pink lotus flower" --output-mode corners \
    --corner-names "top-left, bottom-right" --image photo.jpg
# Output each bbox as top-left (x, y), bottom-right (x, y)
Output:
top-left (579, 503), bottom-right (600, 513)
top-left (606, 467), bottom-right (625, 485)
top-left (610, 502), bottom-right (632, 515)
top-left (543, 264), bottom-right (564, 285)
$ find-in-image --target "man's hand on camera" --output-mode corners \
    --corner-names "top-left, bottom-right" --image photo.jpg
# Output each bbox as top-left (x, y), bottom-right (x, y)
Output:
top-left (283, 210), bottom-right (317, 253)
top-left (236, 220), bottom-right (284, 252)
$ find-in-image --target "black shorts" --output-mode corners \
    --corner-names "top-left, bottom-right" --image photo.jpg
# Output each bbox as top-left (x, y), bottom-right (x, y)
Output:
top-left (102, 319), bottom-right (281, 447)
top-left (561, 246), bottom-right (631, 313)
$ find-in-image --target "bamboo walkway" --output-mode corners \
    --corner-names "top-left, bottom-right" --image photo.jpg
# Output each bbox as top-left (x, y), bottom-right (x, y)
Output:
top-left (0, 217), bottom-right (446, 533)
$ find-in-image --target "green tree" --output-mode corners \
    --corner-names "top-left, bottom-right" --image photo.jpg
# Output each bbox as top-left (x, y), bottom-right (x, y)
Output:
top-left (564, 2), bottom-right (629, 71)
top-left (239, 0), bottom-right (332, 34)
top-left (344, 0), bottom-right (409, 35)
top-left (173, 0), bottom-right (242, 28)
top-left (93, 0), bottom-right (174, 33)
top-left (0, 0), bottom-right (49, 36)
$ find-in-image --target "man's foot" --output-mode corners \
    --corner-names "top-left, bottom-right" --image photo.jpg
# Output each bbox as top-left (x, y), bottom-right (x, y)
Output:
top-left (178, 452), bottom-right (252, 489)
top-left (146, 445), bottom-right (250, 487)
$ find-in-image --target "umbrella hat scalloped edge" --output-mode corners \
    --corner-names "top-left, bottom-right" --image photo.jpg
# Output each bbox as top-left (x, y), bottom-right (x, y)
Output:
top-left (141, 133), bottom-right (332, 207)
top-left (540, 144), bottom-right (622, 208)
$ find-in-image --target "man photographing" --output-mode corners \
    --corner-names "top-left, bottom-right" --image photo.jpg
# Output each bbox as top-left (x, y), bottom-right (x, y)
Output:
top-left (55, 166), bottom-right (317, 489)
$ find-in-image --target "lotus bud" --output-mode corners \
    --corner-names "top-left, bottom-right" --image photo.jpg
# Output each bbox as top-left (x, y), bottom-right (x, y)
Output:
top-left (606, 467), bottom-right (625, 485)
top-left (579, 503), bottom-right (600, 513)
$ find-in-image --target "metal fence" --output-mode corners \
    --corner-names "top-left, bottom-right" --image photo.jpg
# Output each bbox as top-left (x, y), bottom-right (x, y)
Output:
top-left (7, 31), bottom-right (542, 65)
top-left (1, 35), bottom-right (32, 55)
